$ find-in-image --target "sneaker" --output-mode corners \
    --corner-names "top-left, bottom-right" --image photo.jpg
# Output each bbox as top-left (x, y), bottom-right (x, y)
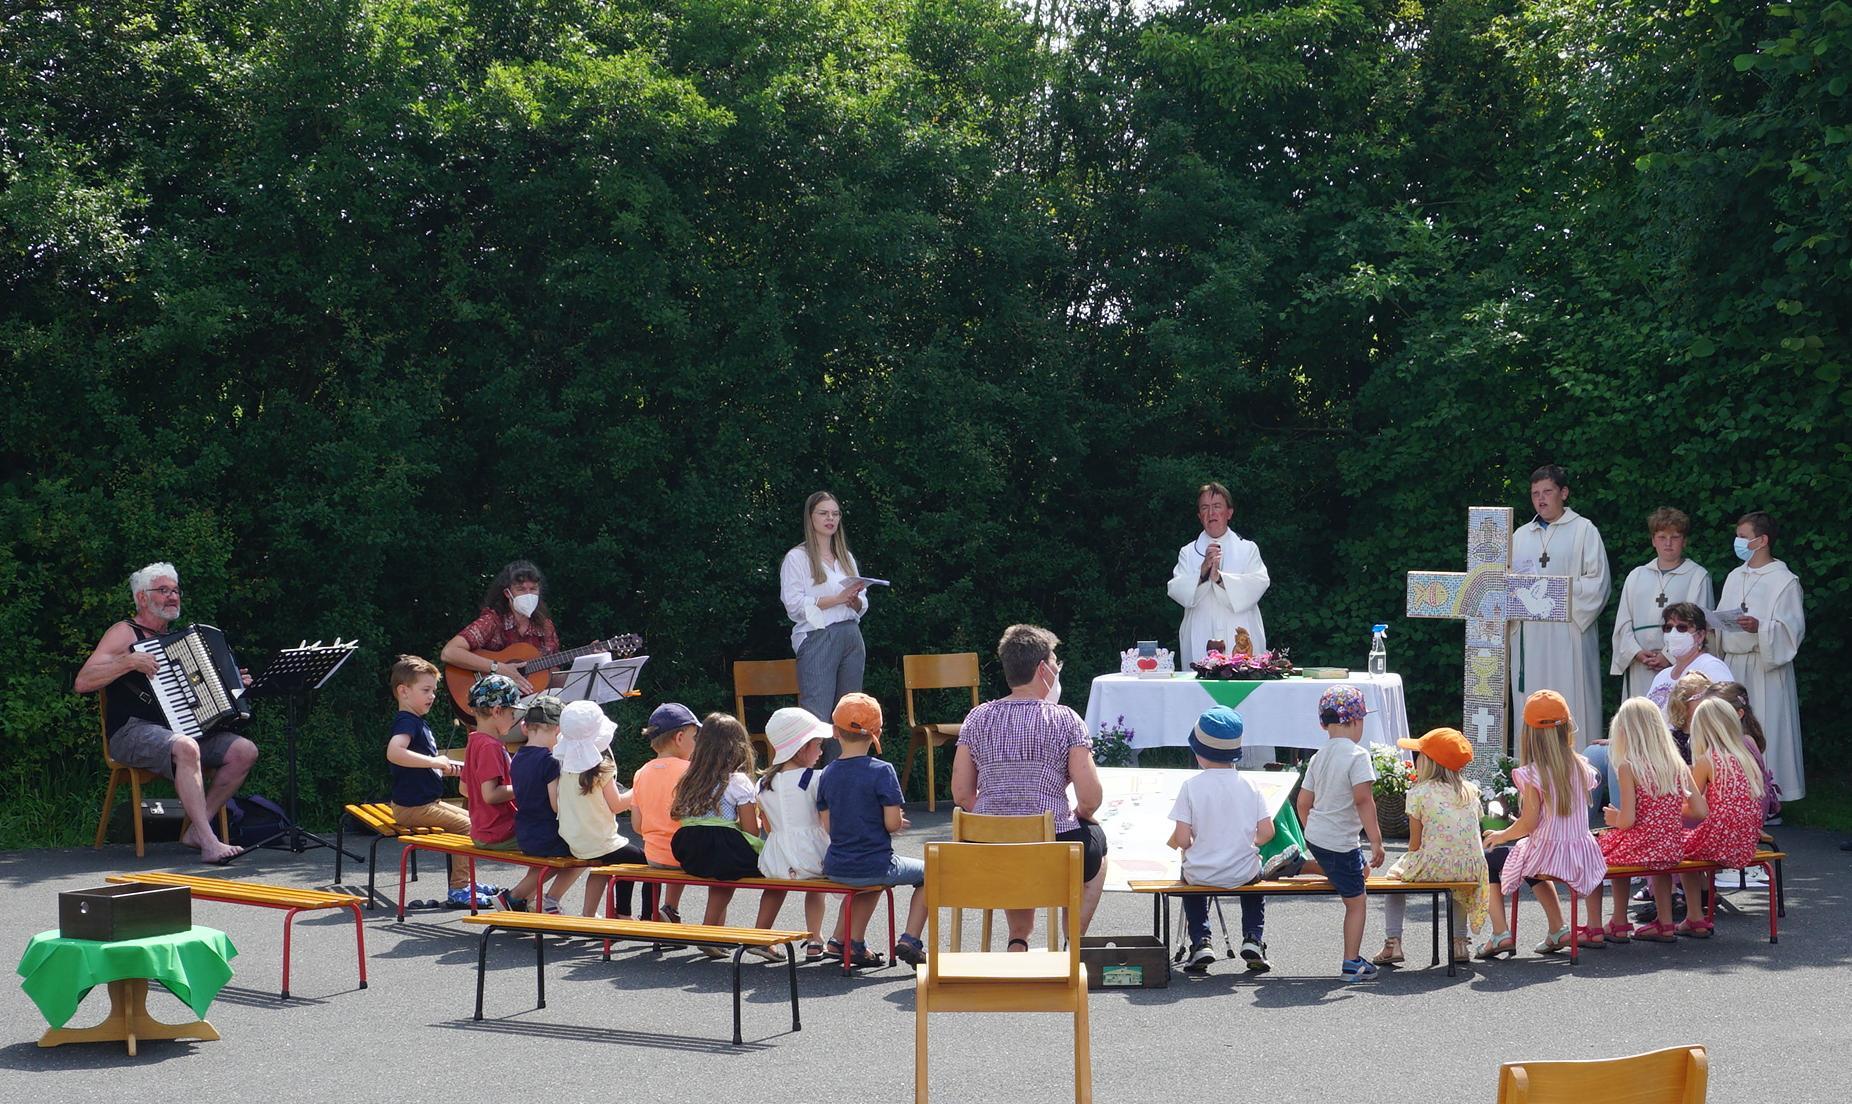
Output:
top-left (471, 882), bottom-right (504, 897)
top-left (1740, 866), bottom-right (1770, 886)
top-left (540, 895), bottom-right (563, 915)
top-left (1240, 938), bottom-right (1271, 974)
top-left (657, 904), bottom-right (682, 924)
top-left (893, 937), bottom-right (927, 968)
top-left (1341, 956), bottom-right (1378, 983)
top-left (493, 890), bottom-right (518, 911)
top-left (1261, 846), bottom-right (1306, 880)
top-left (1184, 939), bottom-right (1216, 973)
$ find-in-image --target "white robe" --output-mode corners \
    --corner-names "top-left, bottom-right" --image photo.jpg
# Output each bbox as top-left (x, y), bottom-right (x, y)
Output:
top-left (1509, 508), bottom-right (1610, 749)
top-left (1167, 530), bottom-right (1269, 664)
top-left (1718, 560), bottom-right (1806, 801)
top-left (1610, 559), bottom-right (1716, 699)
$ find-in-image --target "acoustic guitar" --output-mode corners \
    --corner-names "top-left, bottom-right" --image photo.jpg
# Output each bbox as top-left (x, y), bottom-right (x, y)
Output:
top-left (444, 633), bottom-right (644, 712)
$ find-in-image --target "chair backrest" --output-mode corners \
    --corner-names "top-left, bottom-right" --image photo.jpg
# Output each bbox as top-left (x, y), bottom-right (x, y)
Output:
top-left (902, 652), bottom-right (981, 727)
top-left (98, 688), bottom-right (118, 767)
top-left (733, 659), bottom-right (799, 723)
top-left (952, 809), bottom-right (1055, 844)
top-left (924, 842), bottom-right (1081, 964)
top-left (1496, 1045), bottom-right (1708, 1104)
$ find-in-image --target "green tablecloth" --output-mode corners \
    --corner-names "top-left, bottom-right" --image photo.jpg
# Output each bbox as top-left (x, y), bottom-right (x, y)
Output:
top-left (17, 926), bottom-right (237, 1028)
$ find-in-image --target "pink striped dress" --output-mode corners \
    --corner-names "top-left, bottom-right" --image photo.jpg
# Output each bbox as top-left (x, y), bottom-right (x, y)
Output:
top-left (1499, 762), bottom-right (1606, 897)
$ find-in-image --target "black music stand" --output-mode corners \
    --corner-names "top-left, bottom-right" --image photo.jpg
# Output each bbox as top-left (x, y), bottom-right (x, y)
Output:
top-left (243, 639), bottom-right (361, 859)
top-left (549, 654), bottom-right (649, 706)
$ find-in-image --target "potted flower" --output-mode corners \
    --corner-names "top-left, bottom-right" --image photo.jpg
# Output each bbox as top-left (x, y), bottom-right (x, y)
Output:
top-left (1479, 755), bottom-right (1520, 831)
top-left (1093, 716), bottom-right (1136, 768)
top-left (1368, 744), bottom-right (1416, 839)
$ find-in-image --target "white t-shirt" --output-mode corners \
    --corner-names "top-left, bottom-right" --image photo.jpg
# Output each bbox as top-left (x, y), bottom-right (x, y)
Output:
top-left (1168, 769), bottom-right (1268, 888)
top-left (1301, 738), bottom-right (1376, 852)
top-left (1647, 652), bottom-right (1734, 713)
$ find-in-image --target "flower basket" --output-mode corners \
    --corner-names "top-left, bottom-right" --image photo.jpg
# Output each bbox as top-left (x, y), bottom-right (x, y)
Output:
top-left (1367, 743), bottom-right (1415, 839)
top-left (1189, 647), bottom-right (1294, 681)
top-left (1375, 788), bottom-right (1410, 840)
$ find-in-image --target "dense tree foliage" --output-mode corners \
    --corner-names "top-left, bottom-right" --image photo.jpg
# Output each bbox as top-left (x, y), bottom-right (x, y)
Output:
top-left (4, 0), bottom-right (1846, 843)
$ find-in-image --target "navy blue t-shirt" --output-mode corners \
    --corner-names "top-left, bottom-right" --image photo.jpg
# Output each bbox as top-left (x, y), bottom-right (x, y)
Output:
top-left (511, 745), bottom-right (570, 857)
top-left (816, 755), bottom-right (903, 880)
top-left (388, 710), bottom-right (444, 807)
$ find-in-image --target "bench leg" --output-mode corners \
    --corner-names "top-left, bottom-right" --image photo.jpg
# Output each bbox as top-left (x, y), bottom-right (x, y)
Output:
top-left (535, 931), bottom-right (547, 1009)
top-left (396, 845), bottom-right (414, 922)
top-left (1445, 893), bottom-right (1457, 978)
top-left (349, 903), bottom-right (369, 989)
top-left (334, 815), bottom-right (346, 883)
top-left (281, 907), bottom-right (303, 999)
top-left (474, 925), bottom-right (492, 1020)
top-left (1568, 889), bottom-right (1580, 965)
top-left (886, 888), bottom-right (898, 959)
top-left (1429, 892), bottom-right (1440, 968)
top-left (1764, 862), bottom-right (1780, 943)
top-left (732, 946), bottom-right (746, 1046)
top-left (1775, 858), bottom-right (1786, 918)
top-left (788, 943), bottom-right (801, 1033)
top-left (837, 895), bottom-right (854, 976)
top-left (365, 835), bottom-right (389, 910)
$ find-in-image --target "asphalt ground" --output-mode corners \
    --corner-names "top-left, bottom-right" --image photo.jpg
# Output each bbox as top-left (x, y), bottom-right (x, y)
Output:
top-left (3, 810), bottom-right (1846, 1103)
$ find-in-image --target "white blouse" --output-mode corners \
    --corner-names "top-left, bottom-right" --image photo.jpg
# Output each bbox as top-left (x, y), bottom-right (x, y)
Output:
top-left (779, 546), bottom-right (868, 653)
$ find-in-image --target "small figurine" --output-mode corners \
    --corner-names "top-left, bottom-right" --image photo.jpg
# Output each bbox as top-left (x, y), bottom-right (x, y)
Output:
top-left (1233, 627), bottom-right (1253, 656)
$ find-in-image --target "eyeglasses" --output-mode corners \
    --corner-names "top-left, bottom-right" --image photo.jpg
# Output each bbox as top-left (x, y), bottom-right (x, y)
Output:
top-left (1662, 622), bottom-right (1695, 633)
top-left (814, 510), bottom-right (842, 520)
top-left (148, 586), bottom-right (182, 597)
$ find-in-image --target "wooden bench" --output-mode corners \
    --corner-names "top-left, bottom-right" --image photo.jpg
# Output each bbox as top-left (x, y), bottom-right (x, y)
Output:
top-left (1131, 875), bottom-right (1481, 977)
top-left (333, 802), bottom-right (458, 908)
top-left (1510, 849), bottom-right (1787, 964)
top-left (589, 862), bottom-right (899, 975)
top-left (462, 913), bottom-right (808, 1045)
top-left (106, 872), bottom-right (367, 999)
top-left (383, 832), bottom-right (595, 921)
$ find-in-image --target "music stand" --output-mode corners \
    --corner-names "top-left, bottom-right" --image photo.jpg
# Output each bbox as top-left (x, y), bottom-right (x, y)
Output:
top-left (244, 639), bottom-right (361, 859)
top-left (548, 654), bottom-right (649, 706)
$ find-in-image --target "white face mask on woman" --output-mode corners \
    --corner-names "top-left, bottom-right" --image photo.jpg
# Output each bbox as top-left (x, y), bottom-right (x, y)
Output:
top-left (1661, 629), bottom-right (1695, 661)
top-left (510, 592), bottom-right (540, 618)
top-left (1041, 661), bottom-right (1062, 706)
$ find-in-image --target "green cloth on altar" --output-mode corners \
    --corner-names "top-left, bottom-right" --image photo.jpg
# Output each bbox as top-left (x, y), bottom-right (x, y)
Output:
top-left (17, 926), bottom-right (237, 1028)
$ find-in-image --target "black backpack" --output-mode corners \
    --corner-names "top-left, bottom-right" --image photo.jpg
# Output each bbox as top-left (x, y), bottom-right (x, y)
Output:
top-left (225, 794), bottom-right (289, 847)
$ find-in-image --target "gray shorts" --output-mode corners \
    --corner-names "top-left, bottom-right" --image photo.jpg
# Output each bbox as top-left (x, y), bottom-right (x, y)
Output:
top-left (108, 717), bottom-right (242, 779)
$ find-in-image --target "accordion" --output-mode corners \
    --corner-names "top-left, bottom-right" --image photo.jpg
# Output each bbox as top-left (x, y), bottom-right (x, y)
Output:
top-left (128, 623), bottom-right (253, 738)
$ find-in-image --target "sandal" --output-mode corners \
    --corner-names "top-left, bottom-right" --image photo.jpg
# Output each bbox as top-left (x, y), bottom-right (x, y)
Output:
top-left (1533, 925), bottom-right (1573, 954)
top-left (847, 944), bottom-right (886, 969)
top-left (1475, 934), bottom-right (1517, 960)
top-left (1675, 918), bottom-right (1715, 939)
top-left (1602, 919), bottom-right (1634, 944)
top-left (1451, 936), bottom-right (1472, 963)
top-left (1371, 937), bottom-right (1405, 966)
top-left (1573, 925), bottom-right (1609, 948)
top-left (1006, 938), bottom-right (1030, 952)
top-left (1633, 920), bottom-right (1678, 943)
top-left (746, 945), bottom-right (785, 963)
top-left (803, 941), bottom-right (826, 962)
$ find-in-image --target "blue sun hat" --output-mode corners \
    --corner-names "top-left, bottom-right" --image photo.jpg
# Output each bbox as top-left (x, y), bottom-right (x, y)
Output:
top-left (1189, 706), bottom-right (1245, 763)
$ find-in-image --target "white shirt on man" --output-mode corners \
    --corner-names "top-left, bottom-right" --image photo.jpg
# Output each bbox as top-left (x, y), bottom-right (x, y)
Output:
top-left (1301, 737), bottom-right (1376, 853)
top-left (1718, 559), bottom-right (1805, 800)
top-left (1166, 530), bottom-right (1269, 663)
top-left (779, 547), bottom-right (866, 654)
top-left (1509, 507), bottom-right (1611, 748)
top-left (1169, 769), bottom-right (1268, 888)
top-left (1611, 558), bottom-right (1716, 699)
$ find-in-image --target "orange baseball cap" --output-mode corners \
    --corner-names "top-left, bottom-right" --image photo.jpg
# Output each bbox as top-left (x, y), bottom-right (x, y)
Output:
top-left (832, 693), bottom-right (883, 737)
top-left (1398, 727), bottom-right (1473, 771)
top-left (1522, 690), bottom-right (1572, 729)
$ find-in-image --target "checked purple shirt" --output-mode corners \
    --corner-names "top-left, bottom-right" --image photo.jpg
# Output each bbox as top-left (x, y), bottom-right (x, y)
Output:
top-left (958, 698), bottom-right (1093, 833)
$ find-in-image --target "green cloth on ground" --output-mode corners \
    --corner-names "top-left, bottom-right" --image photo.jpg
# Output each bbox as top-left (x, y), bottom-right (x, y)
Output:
top-left (17, 925), bottom-right (237, 1027)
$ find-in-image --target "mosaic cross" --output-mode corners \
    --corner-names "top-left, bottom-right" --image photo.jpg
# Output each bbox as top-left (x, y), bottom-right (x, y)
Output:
top-left (1406, 507), bottom-right (1573, 785)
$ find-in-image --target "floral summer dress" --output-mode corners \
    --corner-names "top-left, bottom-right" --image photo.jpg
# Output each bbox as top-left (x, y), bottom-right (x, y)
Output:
top-left (1385, 780), bottom-right (1490, 933)
top-left (1598, 774), bottom-right (1687, 867)
top-left (1683, 754), bottom-right (1762, 868)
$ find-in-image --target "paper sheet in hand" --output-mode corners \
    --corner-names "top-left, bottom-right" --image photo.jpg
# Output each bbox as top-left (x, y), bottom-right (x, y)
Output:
top-left (1705, 606), bottom-right (1747, 632)
top-left (1085, 767), bottom-right (1300, 892)
top-left (845, 576), bottom-right (890, 588)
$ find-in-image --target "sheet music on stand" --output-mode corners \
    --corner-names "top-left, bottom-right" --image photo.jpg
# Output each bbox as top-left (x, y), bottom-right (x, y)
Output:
top-left (247, 639), bottom-right (360, 696)
top-left (544, 653), bottom-right (649, 707)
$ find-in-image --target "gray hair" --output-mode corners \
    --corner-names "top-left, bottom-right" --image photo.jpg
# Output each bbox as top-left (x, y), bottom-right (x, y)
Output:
top-left (129, 562), bottom-right (179, 601)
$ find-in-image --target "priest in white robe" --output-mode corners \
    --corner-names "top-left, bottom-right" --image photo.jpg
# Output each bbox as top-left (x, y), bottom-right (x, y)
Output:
top-left (1509, 466), bottom-right (1610, 749)
top-left (1718, 512), bottom-right (1806, 801)
top-left (1167, 482), bottom-right (1269, 663)
top-left (1611, 507), bottom-right (1715, 699)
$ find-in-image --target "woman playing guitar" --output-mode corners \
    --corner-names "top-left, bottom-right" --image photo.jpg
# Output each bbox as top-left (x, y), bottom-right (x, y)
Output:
top-left (441, 560), bottom-right (560, 697)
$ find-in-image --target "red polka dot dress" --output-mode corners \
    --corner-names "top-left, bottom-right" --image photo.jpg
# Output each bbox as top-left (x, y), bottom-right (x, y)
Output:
top-left (1598, 783), bottom-right (1687, 867)
top-left (1683, 754), bottom-right (1762, 869)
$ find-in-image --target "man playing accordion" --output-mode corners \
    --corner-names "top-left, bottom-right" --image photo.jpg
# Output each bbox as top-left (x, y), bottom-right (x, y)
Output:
top-left (76, 562), bottom-right (258, 863)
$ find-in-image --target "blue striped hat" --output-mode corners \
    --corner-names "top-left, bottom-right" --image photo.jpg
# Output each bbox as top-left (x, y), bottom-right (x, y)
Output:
top-left (1189, 707), bottom-right (1245, 763)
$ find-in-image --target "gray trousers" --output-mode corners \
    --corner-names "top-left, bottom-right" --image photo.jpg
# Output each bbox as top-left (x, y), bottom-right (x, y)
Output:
top-left (797, 620), bottom-right (866, 766)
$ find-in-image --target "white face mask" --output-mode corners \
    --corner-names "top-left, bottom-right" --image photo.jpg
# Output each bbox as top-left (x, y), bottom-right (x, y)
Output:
top-left (510, 592), bottom-right (540, 618)
top-left (1662, 629), bottom-right (1695, 661)
top-left (1042, 662), bottom-right (1062, 706)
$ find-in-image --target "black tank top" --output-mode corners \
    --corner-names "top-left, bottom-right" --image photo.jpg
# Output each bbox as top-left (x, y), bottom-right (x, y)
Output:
top-left (104, 621), bottom-right (169, 733)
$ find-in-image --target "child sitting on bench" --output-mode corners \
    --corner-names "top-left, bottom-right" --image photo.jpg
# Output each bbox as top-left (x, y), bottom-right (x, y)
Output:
top-left (754, 706), bottom-right (836, 962)
top-left (668, 712), bottom-right (766, 953)
top-left (461, 681), bottom-right (565, 912)
top-left (383, 655), bottom-right (480, 908)
top-left (554, 700), bottom-right (648, 919)
top-left (1676, 698), bottom-right (1764, 936)
top-left (632, 703), bottom-right (698, 923)
top-left (818, 694), bottom-right (929, 968)
top-left (1166, 707), bottom-right (1273, 974)
top-left (509, 696), bottom-right (583, 913)
top-left (1587, 698), bottom-right (1701, 945)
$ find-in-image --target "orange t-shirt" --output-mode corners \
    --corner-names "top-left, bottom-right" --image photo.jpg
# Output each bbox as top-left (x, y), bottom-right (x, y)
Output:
top-left (631, 757), bottom-right (691, 866)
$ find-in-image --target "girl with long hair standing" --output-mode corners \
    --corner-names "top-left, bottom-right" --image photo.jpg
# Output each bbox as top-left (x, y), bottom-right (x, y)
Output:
top-left (779, 491), bottom-right (870, 765)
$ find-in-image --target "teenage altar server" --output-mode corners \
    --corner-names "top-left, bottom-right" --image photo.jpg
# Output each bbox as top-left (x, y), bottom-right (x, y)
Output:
top-left (1167, 482), bottom-right (1269, 664)
top-left (1509, 465), bottom-right (1610, 749)
top-left (1718, 511), bottom-right (1805, 802)
top-left (1611, 507), bottom-right (1716, 699)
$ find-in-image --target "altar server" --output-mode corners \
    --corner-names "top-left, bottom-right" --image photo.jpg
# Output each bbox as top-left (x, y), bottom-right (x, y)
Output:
top-left (1611, 508), bottom-right (1715, 699)
top-left (1167, 482), bottom-right (1269, 664)
top-left (1717, 511), bottom-right (1805, 802)
top-left (1509, 465), bottom-right (1610, 749)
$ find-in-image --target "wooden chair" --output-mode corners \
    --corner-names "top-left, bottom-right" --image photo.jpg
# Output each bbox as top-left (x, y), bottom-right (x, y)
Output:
top-left (1496, 1045), bottom-right (1708, 1104)
top-left (915, 841), bottom-right (1089, 1104)
top-left (950, 809), bottom-right (1057, 951)
top-left (93, 691), bottom-right (229, 858)
top-left (901, 652), bottom-right (980, 811)
top-left (733, 659), bottom-right (799, 770)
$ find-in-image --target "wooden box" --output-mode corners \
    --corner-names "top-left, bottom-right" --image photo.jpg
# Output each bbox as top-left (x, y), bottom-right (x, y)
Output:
top-left (1079, 935), bottom-right (1170, 989)
top-left (59, 884), bottom-right (192, 942)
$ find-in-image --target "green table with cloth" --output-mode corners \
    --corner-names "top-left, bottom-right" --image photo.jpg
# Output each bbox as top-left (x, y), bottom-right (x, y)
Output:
top-left (17, 925), bottom-right (236, 1054)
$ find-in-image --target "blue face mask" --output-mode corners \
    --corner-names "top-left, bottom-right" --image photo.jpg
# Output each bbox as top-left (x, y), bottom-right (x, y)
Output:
top-left (1732, 536), bottom-right (1754, 562)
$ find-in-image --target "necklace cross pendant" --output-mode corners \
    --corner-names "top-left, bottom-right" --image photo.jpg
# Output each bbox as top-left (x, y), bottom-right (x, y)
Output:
top-left (1655, 593), bottom-right (1667, 608)
top-left (1537, 552), bottom-right (1550, 568)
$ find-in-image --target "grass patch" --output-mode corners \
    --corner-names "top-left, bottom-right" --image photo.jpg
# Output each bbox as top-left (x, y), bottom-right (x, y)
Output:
top-left (1782, 779), bottom-right (1852, 833)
